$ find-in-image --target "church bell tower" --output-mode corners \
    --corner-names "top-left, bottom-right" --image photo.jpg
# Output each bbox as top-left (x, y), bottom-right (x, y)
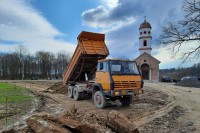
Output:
top-left (139, 17), bottom-right (152, 55)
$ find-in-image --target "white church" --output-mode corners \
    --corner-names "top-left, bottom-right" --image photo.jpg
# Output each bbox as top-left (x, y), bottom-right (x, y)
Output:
top-left (134, 18), bottom-right (160, 82)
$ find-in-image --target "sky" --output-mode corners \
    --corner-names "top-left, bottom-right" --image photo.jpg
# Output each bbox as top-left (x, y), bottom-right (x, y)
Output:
top-left (0, 0), bottom-right (197, 69)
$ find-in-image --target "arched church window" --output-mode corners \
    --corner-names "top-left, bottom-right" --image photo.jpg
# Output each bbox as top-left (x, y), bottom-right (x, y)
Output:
top-left (148, 31), bottom-right (151, 34)
top-left (144, 31), bottom-right (146, 34)
top-left (140, 32), bottom-right (142, 35)
top-left (143, 40), bottom-right (147, 46)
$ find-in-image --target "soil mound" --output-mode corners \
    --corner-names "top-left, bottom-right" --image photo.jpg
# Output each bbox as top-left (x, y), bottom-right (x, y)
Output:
top-left (64, 105), bottom-right (139, 133)
top-left (44, 82), bottom-right (67, 94)
top-left (26, 113), bottom-right (99, 133)
top-left (13, 106), bottom-right (139, 133)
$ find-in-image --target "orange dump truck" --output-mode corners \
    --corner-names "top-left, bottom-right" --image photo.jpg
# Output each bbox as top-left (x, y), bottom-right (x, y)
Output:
top-left (63, 31), bottom-right (143, 108)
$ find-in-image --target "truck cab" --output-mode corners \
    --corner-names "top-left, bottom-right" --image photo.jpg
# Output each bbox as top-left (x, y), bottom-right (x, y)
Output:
top-left (93, 59), bottom-right (143, 108)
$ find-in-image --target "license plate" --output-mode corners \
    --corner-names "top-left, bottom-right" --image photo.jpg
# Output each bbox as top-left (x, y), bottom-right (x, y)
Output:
top-left (127, 92), bottom-right (133, 95)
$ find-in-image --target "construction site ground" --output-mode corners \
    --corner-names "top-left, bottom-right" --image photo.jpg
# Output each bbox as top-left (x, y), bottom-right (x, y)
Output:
top-left (1, 80), bottom-right (200, 133)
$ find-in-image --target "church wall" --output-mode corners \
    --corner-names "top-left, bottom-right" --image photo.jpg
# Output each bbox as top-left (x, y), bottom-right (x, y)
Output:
top-left (135, 54), bottom-right (160, 82)
top-left (151, 64), bottom-right (159, 82)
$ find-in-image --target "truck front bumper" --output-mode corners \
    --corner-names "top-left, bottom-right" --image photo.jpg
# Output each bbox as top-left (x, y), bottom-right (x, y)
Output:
top-left (103, 90), bottom-right (134, 97)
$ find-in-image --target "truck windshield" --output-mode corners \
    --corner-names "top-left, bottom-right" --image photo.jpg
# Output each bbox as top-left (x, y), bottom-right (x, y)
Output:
top-left (109, 60), bottom-right (140, 75)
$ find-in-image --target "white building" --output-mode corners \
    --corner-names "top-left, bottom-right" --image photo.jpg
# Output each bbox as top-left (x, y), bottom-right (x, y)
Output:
top-left (135, 18), bottom-right (161, 82)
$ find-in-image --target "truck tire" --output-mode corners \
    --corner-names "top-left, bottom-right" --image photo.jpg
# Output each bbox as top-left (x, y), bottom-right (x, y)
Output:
top-left (68, 86), bottom-right (73, 98)
top-left (120, 96), bottom-right (132, 106)
top-left (94, 91), bottom-right (107, 109)
top-left (73, 87), bottom-right (82, 101)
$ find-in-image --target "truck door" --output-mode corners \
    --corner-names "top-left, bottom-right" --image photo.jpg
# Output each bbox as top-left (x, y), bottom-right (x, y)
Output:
top-left (95, 62), bottom-right (110, 90)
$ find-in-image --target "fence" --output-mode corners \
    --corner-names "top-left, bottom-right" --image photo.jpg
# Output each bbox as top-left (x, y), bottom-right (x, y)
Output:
top-left (0, 84), bottom-right (35, 131)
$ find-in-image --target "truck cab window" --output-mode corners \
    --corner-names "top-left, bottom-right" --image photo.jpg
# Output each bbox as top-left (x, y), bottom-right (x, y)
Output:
top-left (110, 60), bottom-right (139, 75)
top-left (100, 63), bottom-right (103, 70)
top-left (98, 62), bottom-right (108, 72)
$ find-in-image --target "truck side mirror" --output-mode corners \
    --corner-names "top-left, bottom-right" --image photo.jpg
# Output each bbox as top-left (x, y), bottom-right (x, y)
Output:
top-left (100, 63), bottom-right (103, 70)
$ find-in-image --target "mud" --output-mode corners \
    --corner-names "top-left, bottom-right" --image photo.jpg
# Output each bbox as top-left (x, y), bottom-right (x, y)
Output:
top-left (43, 81), bottom-right (67, 94)
top-left (139, 105), bottom-right (196, 133)
top-left (8, 106), bottom-right (138, 133)
top-left (2, 80), bottom-right (198, 133)
top-left (34, 93), bottom-right (65, 115)
top-left (0, 90), bottom-right (38, 131)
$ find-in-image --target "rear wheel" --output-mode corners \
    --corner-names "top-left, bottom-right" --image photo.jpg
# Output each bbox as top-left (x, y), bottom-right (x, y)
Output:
top-left (94, 91), bottom-right (107, 109)
top-left (120, 96), bottom-right (132, 106)
top-left (73, 87), bottom-right (82, 101)
top-left (68, 86), bottom-right (73, 98)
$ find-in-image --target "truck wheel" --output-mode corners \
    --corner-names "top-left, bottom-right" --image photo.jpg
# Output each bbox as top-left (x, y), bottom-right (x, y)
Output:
top-left (120, 96), bottom-right (132, 106)
top-left (68, 87), bottom-right (73, 98)
top-left (94, 91), bottom-right (107, 109)
top-left (73, 87), bottom-right (82, 101)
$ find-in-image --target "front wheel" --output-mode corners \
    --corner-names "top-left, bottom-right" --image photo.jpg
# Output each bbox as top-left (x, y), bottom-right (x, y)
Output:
top-left (93, 91), bottom-right (107, 109)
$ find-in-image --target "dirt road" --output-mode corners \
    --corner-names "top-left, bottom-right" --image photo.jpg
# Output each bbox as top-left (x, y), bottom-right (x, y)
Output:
top-left (140, 82), bottom-right (200, 132)
top-left (13, 80), bottom-right (171, 119)
top-left (2, 80), bottom-right (200, 132)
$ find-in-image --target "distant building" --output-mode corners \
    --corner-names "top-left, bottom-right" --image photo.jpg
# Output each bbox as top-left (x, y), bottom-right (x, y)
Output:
top-left (134, 18), bottom-right (160, 82)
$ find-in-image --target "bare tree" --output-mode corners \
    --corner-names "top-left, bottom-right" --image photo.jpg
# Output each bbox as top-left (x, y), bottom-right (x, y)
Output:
top-left (15, 45), bottom-right (28, 80)
top-left (57, 50), bottom-right (70, 76)
top-left (23, 54), bottom-right (36, 79)
top-left (35, 51), bottom-right (55, 79)
top-left (0, 53), bottom-right (20, 79)
top-left (0, 54), bottom-right (2, 77)
top-left (0, 48), bottom-right (70, 80)
top-left (160, 0), bottom-right (200, 62)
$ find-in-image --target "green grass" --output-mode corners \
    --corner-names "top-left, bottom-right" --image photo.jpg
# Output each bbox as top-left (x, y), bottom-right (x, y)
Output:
top-left (0, 82), bottom-right (33, 103)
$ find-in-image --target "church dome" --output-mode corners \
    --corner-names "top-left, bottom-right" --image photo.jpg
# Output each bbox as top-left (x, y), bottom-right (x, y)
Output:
top-left (139, 20), bottom-right (152, 30)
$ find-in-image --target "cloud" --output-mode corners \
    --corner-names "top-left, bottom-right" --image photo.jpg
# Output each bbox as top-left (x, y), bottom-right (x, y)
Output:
top-left (101, 0), bottom-right (119, 9)
top-left (81, 6), bottom-right (111, 28)
top-left (82, 0), bottom-right (182, 29)
top-left (0, 0), bottom-right (75, 54)
top-left (154, 41), bottom-right (200, 69)
top-left (81, 0), bottom-right (141, 29)
top-left (81, 0), bottom-right (190, 68)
